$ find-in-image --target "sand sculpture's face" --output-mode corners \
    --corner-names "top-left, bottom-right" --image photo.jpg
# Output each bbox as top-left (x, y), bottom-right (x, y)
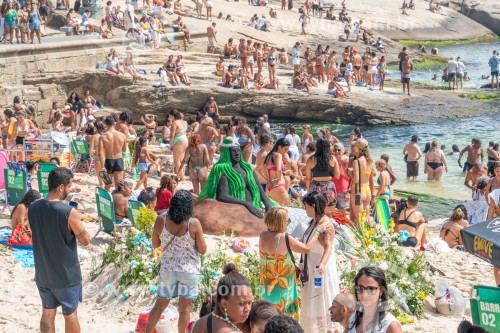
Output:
top-left (229, 147), bottom-right (241, 164)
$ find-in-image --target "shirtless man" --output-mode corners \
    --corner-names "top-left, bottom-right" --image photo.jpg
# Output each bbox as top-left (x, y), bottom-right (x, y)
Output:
top-left (199, 117), bottom-right (218, 165)
top-left (115, 111), bottom-right (130, 136)
top-left (224, 38), bottom-right (237, 59)
top-left (99, 116), bottom-right (128, 191)
top-left (239, 39), bottom-right (248, 72)
top-left (458, 138), bottom-right (484, 172)
top-left (246, 40), bottom-right (255, 78)
top-left (352, 50), bottom-right (362, 83)
top-left (464, 163), bottom-right (487, 193)
top-left (203, 96), bottom-right (219, 118)
top-left (207, 22), bottom-right (217, 53)
top-left (173, 0), bottom-right (187, 16)
top-left (403, 135), bottom-right (422, 180)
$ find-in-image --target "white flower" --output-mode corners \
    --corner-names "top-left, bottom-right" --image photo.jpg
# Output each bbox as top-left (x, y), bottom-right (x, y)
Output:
top-left (139, 272), bottom-right (145, 276)
top-left (379, 261), bottom-right (389, 271)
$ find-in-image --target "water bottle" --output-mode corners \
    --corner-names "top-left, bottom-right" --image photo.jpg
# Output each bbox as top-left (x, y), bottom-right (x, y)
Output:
top-left (314, 266), bottom-right (322, 288)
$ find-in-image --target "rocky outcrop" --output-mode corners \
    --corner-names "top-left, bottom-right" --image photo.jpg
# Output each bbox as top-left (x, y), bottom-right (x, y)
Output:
top-left (444, 0), bottom-right (500, 37)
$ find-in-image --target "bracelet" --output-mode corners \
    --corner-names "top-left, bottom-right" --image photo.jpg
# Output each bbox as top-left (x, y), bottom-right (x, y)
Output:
top-left (314, 228), bottom-right (322, 235)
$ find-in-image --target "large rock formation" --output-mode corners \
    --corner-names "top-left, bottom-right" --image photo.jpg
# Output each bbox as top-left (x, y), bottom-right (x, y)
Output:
top-left (445, 0), bottom-right (500, 37)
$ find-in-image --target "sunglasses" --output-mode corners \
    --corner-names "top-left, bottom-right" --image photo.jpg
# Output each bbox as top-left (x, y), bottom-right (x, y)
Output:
top-left (333, 149), bottom-right (342, 152)
top-left (354, 285), bottom-right (379, 295)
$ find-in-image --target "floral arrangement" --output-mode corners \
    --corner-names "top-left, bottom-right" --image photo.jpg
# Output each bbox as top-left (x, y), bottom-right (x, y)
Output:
top-left (193, 233), bottom-right (261, 311)
top-left (135, 206), bottom-right (157, 239)
top-left (337, 211), bottom-right (435, 321)
top-left (90, 227), bottom-right (160, 300)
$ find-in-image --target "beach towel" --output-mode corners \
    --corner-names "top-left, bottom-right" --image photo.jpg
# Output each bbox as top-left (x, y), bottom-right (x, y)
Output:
top-left (0, 227), bottom-right (35, 268)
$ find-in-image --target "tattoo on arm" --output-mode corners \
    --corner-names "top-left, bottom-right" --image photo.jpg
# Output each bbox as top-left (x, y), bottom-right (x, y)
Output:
top-left (75, 229), bottom-right (88, 239)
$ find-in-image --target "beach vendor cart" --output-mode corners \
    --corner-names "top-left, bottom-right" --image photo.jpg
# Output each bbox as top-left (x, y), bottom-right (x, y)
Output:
top-left (461, 218), bottom-right (500, 332)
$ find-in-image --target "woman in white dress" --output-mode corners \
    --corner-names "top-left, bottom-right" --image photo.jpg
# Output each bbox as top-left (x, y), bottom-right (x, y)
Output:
top-left (285, 127), bottom-right (301, 162)
top-left (348, 266), bottom-right (402, 333)
top-left (300, 191), bottom-right (339, 333)
top-left (302, 124), bottom-right (313, 155)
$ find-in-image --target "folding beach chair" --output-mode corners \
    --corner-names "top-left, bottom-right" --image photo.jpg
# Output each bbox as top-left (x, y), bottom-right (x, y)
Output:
top-left (128, 199), bottom-right (145, 227)
top-left (95, 187), bottom-right (116, 237)
top-left (470, 285), bottom-right (500, 332)
top-left (72, 139), bottom-right (94, 173)
top-left (0, 151), bottom-right (10, 211)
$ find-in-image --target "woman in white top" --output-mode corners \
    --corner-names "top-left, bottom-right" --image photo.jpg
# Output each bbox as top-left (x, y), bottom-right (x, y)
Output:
top-left (348, 266), bottom-right (402, 333)
top-left (302, 124), bottom-right (313, 154)
top-left (285, 126), bottom-right (301, 161)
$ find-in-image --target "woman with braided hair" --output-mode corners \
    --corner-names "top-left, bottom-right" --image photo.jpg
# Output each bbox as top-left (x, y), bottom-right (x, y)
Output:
top-left (197, 135), bottom-right (273, 218)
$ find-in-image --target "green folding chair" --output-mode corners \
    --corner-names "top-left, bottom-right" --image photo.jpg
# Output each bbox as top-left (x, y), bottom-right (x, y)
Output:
top-left (128, 199), bottom-right (145, 226)
top-left (72, 139), bottom-right (93, 173)
top-left (95, 187), bottom-right (116, 236)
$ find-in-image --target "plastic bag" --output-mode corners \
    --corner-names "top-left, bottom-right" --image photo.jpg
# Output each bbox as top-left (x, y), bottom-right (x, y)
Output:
top-left (425, 238), bottom-right (451, 253)
top-left (135, 305), bottom-right (178, 333)
top-left (434, 280), bottom-right (466, 315)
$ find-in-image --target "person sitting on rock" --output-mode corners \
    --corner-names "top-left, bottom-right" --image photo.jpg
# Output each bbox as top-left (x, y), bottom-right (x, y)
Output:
top-left (197, 134), bottom-right (274, 218)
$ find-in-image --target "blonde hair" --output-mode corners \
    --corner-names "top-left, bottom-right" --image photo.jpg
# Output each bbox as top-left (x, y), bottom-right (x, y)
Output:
top-left (201, 117), bottom-right (213, 126)
top-left (450, 208), bottom-right (464, 221)
top-left (376, 159), bottom-right (387, 170)
top-left (264, 207), bottom-right (288, 233)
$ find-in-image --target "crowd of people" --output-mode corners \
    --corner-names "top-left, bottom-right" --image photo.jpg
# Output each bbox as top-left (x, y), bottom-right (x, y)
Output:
top-left (1, 0), bottom-right (45, 44)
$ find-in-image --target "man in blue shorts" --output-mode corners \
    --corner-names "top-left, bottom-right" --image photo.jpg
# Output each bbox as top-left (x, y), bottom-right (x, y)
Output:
top-left (29, 168), bottom-right (90, 333)
top-left (488, 50), bottom-right (499, 89)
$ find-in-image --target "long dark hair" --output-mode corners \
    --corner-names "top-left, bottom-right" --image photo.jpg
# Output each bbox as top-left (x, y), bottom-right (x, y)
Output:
top-left (350, 266), bottom-right (389, 332)
top-left (135, 137), bottom-right (147, 163)
top-left (302, 191), bottom-right (326, 222)
top-left (11, 190), bottom-right (41, 218)
top-left (264, 138), bottom-right (290, 165)
top-left (312, 138), bottom-right (332, 173)
top-left (156, 175), bottom-right (174, 199)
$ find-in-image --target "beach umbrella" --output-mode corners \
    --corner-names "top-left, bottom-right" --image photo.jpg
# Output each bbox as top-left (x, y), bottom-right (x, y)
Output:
top-left (461, 217), bottom-right (500, 267)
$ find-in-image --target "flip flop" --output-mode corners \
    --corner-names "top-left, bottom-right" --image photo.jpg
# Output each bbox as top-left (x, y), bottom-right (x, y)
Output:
top-left (99, 171), bottom-right (112, 185)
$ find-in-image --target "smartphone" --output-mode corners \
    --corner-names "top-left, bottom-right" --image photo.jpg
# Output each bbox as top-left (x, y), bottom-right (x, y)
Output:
top-left (69, 201), bottom-right (78, 209)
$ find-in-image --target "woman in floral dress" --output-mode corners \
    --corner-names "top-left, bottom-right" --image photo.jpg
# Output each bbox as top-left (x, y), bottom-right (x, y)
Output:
top-left (259, 207), bottom-right (332, 319)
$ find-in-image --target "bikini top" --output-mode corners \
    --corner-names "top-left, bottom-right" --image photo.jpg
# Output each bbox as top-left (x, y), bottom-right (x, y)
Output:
top-left (441, 221), bottom-right (460, 242)
top-left (17, 122), bottom-right (29, 132)
top-left (267, 163), bottom-right (285, 180)
top-left (398, 209), bottom-right (418, 229)
top-left (311, 158), bottom-right (334, 177)
top-left (268, 56), bottom-right (276, 61)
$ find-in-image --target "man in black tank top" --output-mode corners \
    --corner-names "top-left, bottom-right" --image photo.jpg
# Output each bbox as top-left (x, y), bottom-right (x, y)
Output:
top-left (29, 168), bottom-right (90, 333)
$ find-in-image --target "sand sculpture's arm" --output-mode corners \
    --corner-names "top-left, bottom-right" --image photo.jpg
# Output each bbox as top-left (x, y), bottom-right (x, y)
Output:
top-left (216, 174), bottom-right (263, 218)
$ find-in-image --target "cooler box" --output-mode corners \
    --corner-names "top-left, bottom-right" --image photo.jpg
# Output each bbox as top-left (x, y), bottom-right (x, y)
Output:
top-left (470, 285), bottom-right (500, 332)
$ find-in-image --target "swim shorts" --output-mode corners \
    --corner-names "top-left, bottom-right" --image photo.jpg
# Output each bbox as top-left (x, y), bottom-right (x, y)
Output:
top-left (401, 73), bottom-right (411, 84)
top-left (406, 160), bottom-right (419, 177)
top-left (491, 71), bottom-right (499, 77)
top-left (208, 36), bottom-right (216, 48)
top-left (456, 72), bottom-right (463, 79)
top-left (38, 283), bottom-right (82, 316)
top-left (448, 72), bottom-right (456, 81)
top-left (463, 161), bottom-right (473, 173)
top-left (105, 158), bottom-right (124, 173)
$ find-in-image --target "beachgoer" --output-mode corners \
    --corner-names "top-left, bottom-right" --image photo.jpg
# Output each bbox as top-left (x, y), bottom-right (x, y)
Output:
top-left (424, 140), bottom-right (448, 181)
top-left (191, 263), bottom-right (253, 333)
top-left (403, 135), bottom-right (422, 180)
top-left (299, 12), bottom-right (310, 35)
top-left (133, 137), bottom-right (161, 190)
top-left (224, 38), bottom-right (237, 59)
top-left (29, 168), bottom-right (90, 333)
top-left (154, 175), bottom-right (174, 212)
top-left (488, 50), bottom-right (499, 89)
top-left (440, 207), bottom-right (469, 248)
top-left (329, 293), bottom-right (356, 332)
top-left (375, 159), bottom-right (391, 200)
top-left (178, 133), bottom-right (210, 195)
top-left (12, 111), bottom-right (36, 161)
top-left (147, 190), bottom-right (207, 333)
top-left (458, 138), bottom-right (484, 172)
top-left (235, 117), bottom-right (255, 163)
top-left (10, 189), bottom-right (41, 233)
top-left (397, 47), bottom-right (407, 72)
top-left (292, 42), bottom-right (301, 71)
top-left (349, 138), bottom-right (374, 223)
top-left (348, 266), bottom-right (402, 333)
top-left (264, 138), bottom-right (291, 206)
top-left (255, 134), bottom-right (274, 189)
top-left (487, 188), bottom-right (500, 219)
top-left (265, 315), bottom-right (303, 333)
top-left (485, 162), bottom-right (500, 202)
top-left (248, 301), bottom-right (280, 333)
top-left (377, 56), bottom-right (387, 90)
top-left (394, 196), bottom-right (427, 247)
top-left (456, 57), bottom-right (465, 89)
top-left (259, 207), bottom-right (332, 319)
top-left (285, 127), bottom-right (301, 161)
top-left (447, 56), bottom-right (458, 90)
top-left (380, 154), bottom-right (397, 186)
top-left (169, 109), bottom-right (188, 181)
top-left (464, 163), bottom-right (487, 195)
top-left (305, 138), bottom-right (340, 213)
top-left (401, 55), bottom-right (413, 95)
top-left (99, 116), bottom-right (128, 190)
top-left (300, 191), bottom-right (339, 333)
top-left (331, 142), bottom-right (350, 211)
top-left (207, 22), bottom-right (217, 53)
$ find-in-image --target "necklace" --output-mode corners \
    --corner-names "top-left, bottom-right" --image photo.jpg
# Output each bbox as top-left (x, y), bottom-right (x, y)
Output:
top-left (211, 312), bottom-right (242, 333)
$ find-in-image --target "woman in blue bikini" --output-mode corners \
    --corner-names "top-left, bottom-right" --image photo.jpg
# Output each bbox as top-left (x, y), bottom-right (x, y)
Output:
top-left (375, 159), bottom-right (391, 200)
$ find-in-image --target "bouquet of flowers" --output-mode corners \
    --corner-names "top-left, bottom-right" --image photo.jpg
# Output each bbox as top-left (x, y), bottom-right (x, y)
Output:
top-left (337, 211), bottom-right (435, 321)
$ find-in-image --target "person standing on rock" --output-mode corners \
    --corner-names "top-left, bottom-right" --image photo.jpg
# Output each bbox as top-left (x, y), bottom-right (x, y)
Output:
top-left (99, 116), bottom-right (128, 191)
top-left (124, 0), bottom-right (135, 37)
top-left (401, 55), bottom-right (413, 96)
top-left (403, 135), bottom-right (422, 180)
top-left (488, 50), bottom-right (500, 89)
top-left (447, 56), bottom-right (458, 90)
top-left (397, 46), bottom-right (407, 72)
top-left (292, 41), bottom-right (301, 71)
top-left (456, 56), bottom-right (466, 89)
top-left (206, 22), bottom-right (217, 53)
top-left (239, 38), bottom-right (248, 73)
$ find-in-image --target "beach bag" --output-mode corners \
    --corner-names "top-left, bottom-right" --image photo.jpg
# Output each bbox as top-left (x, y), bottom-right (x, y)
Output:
top-left (285, 233), bottom-right (304, 283)
top-left (434, 280), bottom-right (466, 316)
top-left (8, 225), bottom-right (33, 247)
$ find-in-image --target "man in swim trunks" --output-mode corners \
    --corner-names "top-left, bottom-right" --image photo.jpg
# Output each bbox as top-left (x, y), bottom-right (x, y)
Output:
top-left (99, 116), bottom-right (128, 191)
top-left (447, 56), bottom-right (458, 90)
top-left (401, 55), bottom-right (413, 95)
top-left (239, 38), bottom-right (248, 70)
top-left (199, 117), bottom-right (218, 165)
top-left (464, 163), bottom-right (487, 195)
top-left (352, 50), bottom-right (362, 83)
top-left (403, 135), bottom-right (421, 180)
top-left (224, 38), bottom-right (237, 59)
top-left (207, 22), bottom-right (217, 53)
top-left (397, 46), bottom-right (408, 72)
top-left (458, 138), bottom-right (484, 172)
